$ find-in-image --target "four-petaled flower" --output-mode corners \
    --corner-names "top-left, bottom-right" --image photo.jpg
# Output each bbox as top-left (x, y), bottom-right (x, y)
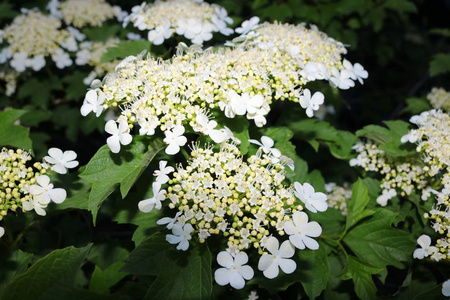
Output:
top-left (214, 251), bottom-right (254, 289)
top-left (258, 237), bottom-right (296, 279)
top-left (284, 211), bottom-right (322, 250)
top-left (80, 89), bottom-right (104, 117)
top-left (235, 16), bottom-right (260, 35)
top-left (413, 234), bottom-right (438, 259)
top-left (294, 182), bottom-right (327, 213)
top-left (299, 89), bottom-right (325, 118)
top-left (43, 148), bottom-right (79, 174)
top-left (166, 223), bottom-right (194, 251)
top-left (138, 182), bottom-right (166, 213)
top-left (249, 136), bottom-right (281, 158)
top-left (29, 175), bottom-right (67, 205)
top-left (442, 279), bottom-right (450, 298)
top-left (163, 125), bottom-right (187, 155)
top-left (153, 160), bottom-right (174, 184)
top-left (105, 119), bottom-right (133, 153)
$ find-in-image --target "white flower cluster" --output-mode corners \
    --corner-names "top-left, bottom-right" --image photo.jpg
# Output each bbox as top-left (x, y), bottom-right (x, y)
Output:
top-left (427, 87), bottom-right (450, 111)
top-left (75, 38), bottom-right (121, 85)
top-left (325, 182), bottom-right (350, 214)
top-left (0, 10), bottom-right (82, 72)
top-left (123, 0), bottom-right (233, 45)
top-left (350, 141), bottom-right (429, 206)
top-left (0, 70), bottom-right (18, 96)
top-left (0, 147), bottom-right (77, 229)
top-left (138, 138), bottom-right (328, 288)
top-left (82, 22), bottom-right (367, 154)
top-left (54, 0), bottom-right (120, 28)
top-left (229, 20), bottom-right (368, 91)
top-left (402, 108), bottom-right (450, 262)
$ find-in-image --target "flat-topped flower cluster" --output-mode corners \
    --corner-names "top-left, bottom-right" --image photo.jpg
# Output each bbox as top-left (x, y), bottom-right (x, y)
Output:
top-left (55, 0), bottom-right (120, 28)
top-left (123, 0), bottom-right (233, 45)
top-left (325, 182), bottom-right (350, 214)
top-left (0, 147), bottom-right (78, 239)
top-left (0, 10), bottom-right (80, 72)
top-left (137, 138), bottom-right (328, 288)
top-left (81, 21), bottom-right (367, 154)
top-left (427, 87), bottom-right (450, 111)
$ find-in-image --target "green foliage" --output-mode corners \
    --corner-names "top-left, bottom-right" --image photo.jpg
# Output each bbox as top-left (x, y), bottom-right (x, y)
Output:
top-left (429, 53), bottom-right (450, 77)
top-left (101, 41), bottom-right (152, 63)
top-left (80, 137), bottom-right (166, 222)
top-left (0, 110), bottom-right (32, 150)
top-left (1, 245), bottom-right (92, 300)
top-left (123, 233), bottom-right (213, 300)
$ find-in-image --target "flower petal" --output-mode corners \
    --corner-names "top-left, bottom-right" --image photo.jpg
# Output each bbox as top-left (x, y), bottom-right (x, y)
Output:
top-left (258, 254), bottom-right (274, 271)
top-left (48, 188), bottom-right (67, 203)
top-left (214, 268), bottom-right (231, 286)
top-left (107, 136), bottom-right (121, 153)
top-left (262, 260), bottom-right (279, 279)
top-left (217, 251), bottom-right (233, 268)
top-left (278, 258), bottom-right (296, 274)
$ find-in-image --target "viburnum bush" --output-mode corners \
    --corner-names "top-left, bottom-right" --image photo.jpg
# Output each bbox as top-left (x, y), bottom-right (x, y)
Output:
top-left (0, 0), bottom-right (449, 299)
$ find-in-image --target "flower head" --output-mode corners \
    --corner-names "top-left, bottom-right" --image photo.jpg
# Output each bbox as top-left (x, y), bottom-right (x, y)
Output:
top-left (163, 125), bottom-right (187, 155)
top-left (294, 182), bottom-right (327, 213)
top-left (166, 223), bottom-right (194, 251)
top-left (258, 237), bottom-right (296, 279)
top-left (138, 182), bottom-right (166, 213)
top-left (284, 211), bottom-right (322, 250)
top-left (105, 119), bottom-right (133, 153)
top-left (413, 234), bottom-right (438, 259)
top-left (299, 89), bottom-right (325, 118)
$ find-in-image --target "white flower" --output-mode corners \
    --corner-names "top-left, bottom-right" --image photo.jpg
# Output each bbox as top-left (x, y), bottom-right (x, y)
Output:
top-left (10, 52), bottom-right (28, 72)
top-left (284, 211), bottom-right (322, 250)
top-left (214, 251), bottom-right (254, 289)
top-left (258, 237), bottom-right (296, 279)
top-left (29, 175), bottom-right (67, 205)
top-left (148, 22), bottom-right (173, 45)
top-left (163, 125), bottom-right (187, 155)
top-left (343, 59), bottom-right (368, 84)
top-left (0, 226), bottom-right (4, 238)
top-left (247, 291), bottom-right (259, 300)
top-left (248, 136), bottom-right (281, 158)
top-left (299, 89), bottom-right (325, 118)
top-left (235, 16), bottom-right (260, 35)
top-left (22, 197), bottom-right (48, 216)
top-left (81, 89), bottom-right (105, 117)
top-left (329, 68), bottom-right (355, 90)
top-left (105, 119), bottom-right (133, 153)
top-left (43, 148), bottom-right (79, 174)
top-left (166, 223), bottom-right (194, 251)
top-left (51, 48), bottom-right (72, 69)
top-left (157, 211), bottom-right (182, 230)
top-left (413, 234), bottom-right (438, 259)
top-left (153, 160), bottom-right (174, 184)
top-left (294, 182), bottom-right (327, 213)
top-left (27, 55), bottom-right (46, 71)
top-left (195, 113), bottom-right (226, 143)
top-left (443, 279), bottom-right (450, 298)
top-left (138, 182), bottom-right (166, 213)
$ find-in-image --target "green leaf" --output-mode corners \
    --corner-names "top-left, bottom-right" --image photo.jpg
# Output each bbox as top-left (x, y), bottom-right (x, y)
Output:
top-left (379, 120), bottom-right (414, 156)
top-left (0, 250), bottom-right (34, 295)
top-left (79, 137), bottom-right (165, 223)
top-left (429, 28), bottom-right (450, 37)
top-left (123, 233), bottom-right (213, 300)
top-left (216, 115), bottom-right (250, 154)
top-left (356, 124), bottom-right (391, 144)
top-left (429, 53), bottom-right (450, 77)
top-left (82, 25), bottom-right (122, 42)
top-left (343, 209), bottom-right (415, 269)
top-left (345, 179), bottom-right (374, 230)
top-left (89, 262), bottom-right (128, 294)
top-left (402, 97), bottom-right (432, 115)
top-left (0, 110), bottom-right (32, 150)
top-left (340, 256), bottom-right (383, 300)
top-left (290, 119), bottom-right (356, 159)
top-left (101, 41), bottom-right (151, 63)
top-left (1, 245), bottom-right (92, 300)
top-left (143, 246), bottom-right (212, 300)
top-left (300, 244), bottom-right (330, 299)
top-left (383, 0), bottom-right (417, 13)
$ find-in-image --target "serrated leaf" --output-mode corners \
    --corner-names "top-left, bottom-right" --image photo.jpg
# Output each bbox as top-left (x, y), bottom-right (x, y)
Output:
top-left (402, 97), bottom-right (431, 115)
top-left (429, 53), bottom-right (450, 77)
top-left (356, 124), bottom-right (392, 144)
top-left (345, 179), bottom-right (374, 230)
top-left (379, 120), bottom-right (414, 156)
top-left (1, 245), bottom-right (92, 300)
top-left (343, 209), bottom-right (415, 269)
top-left (340, 256), bottom-right (383, 300)
top-left (300, 244), bottom-right (330, 299)
top-left (0, 110), bottom-right (32, 150)
top-left (101, 41), bottom-right (151, 63)
top-left (89, 262), bottom-right (128, 294)
top-left (79, 137), bottom-right (165, 223)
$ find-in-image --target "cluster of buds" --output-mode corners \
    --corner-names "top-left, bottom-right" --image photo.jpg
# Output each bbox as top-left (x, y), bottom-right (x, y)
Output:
top-left (325, 182), bottom-right (351, 214)
top-left (427, 87), bottom-right (450, 111)
top-left (123, 0), bottom-right (233, 45)
top-left (138, 137), bottom-right (328, 288)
